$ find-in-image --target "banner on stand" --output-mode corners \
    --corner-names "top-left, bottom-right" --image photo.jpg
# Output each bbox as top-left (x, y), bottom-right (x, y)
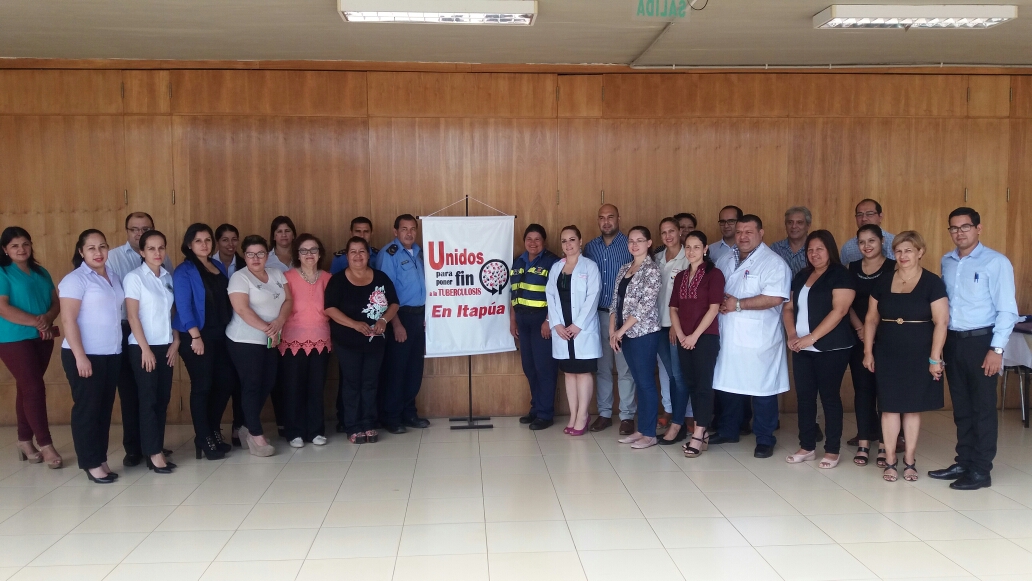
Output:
top-left (421, 216), bottom-right (516, 358)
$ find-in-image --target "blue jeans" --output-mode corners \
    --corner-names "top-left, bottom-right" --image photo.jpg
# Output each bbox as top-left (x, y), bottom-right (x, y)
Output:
top-left (657, 328), bottom-right (692, 420)
top-left (622, 331), bottom-right (661, 438)
top-left (718, 392), bottom-right (779, 447)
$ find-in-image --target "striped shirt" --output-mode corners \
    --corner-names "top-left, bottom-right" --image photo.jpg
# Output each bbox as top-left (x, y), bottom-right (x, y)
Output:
top-left (770, 238), bottom-right (808, 276)
top-left (583, 232), bottom-right (632, 312)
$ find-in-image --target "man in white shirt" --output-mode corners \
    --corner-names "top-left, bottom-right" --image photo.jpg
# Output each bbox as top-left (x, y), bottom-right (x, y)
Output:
top-left (105, 212), bottom-right (173, 466)
top-left (709, 215), bottom-right (792, 458)
top-left (708, 205), bottom-right (741, 264)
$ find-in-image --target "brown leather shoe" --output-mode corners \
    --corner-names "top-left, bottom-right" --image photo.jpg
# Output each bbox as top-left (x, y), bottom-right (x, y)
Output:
top-left (619, 419), bottom-right (635, 435)
top-left (589, 416), bottom-right (612, 432)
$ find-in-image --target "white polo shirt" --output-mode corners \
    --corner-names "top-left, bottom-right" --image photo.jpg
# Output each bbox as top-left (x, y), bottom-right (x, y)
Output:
top-left (123, 263), bottom-right (175, 346)
top-left (58, 262), bottom-right (124, 355)
top-left (105, 241), bottom-right (173, 320)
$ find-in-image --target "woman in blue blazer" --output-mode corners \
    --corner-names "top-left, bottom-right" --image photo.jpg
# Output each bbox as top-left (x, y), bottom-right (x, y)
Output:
top-left (173, 223), bottom-right (238, 460)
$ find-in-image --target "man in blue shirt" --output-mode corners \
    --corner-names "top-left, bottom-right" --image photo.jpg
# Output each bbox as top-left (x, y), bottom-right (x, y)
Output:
top-left (374, 214), bottom-right (429, 433)
top-left (583, 204), bottom-right (637, 435)
top-left (840, 199), bottom-right (895, 264)
top-left (331, 217), bottom-right (378, 275)
top-left (770, 206), bottom-right (811, 276)
top-left (509, 224), bottom-right (560, 430)
top-left (930, 207), bottom-right (1018, 490)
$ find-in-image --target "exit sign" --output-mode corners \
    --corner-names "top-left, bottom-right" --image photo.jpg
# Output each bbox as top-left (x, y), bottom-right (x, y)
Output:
top-left (634, 0), bottom-right (690, 21)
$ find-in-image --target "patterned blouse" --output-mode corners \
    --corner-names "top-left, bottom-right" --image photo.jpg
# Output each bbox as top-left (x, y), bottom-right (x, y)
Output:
top-left (609, 257), bottom-right (662, 338)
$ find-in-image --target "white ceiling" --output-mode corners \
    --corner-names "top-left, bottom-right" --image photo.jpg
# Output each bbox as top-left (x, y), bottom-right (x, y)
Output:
top-left (1, 0), bottom-right (1031, 66)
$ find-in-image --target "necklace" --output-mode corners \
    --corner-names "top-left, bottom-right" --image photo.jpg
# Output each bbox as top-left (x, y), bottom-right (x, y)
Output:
top-left (897, 269), bottom-right (920, 285)
top-left (299, 269), bottom-right (320, 285)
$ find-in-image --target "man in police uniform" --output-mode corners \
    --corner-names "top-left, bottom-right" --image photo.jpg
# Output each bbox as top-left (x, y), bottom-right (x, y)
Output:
top-left (331, 216), bottom-right (378, 275)
top-left (509, 224), bottom-right (560, 430)
top-left (375, 214), bottom-right (429, 433)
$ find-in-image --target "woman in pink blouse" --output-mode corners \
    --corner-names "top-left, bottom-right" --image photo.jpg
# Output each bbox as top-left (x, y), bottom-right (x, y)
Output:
top-left (280, 234), bottom-right (331, 448)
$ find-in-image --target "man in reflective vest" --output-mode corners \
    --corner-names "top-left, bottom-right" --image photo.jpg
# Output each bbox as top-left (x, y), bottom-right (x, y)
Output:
top-left (509, 224), bottom-right (560, 430)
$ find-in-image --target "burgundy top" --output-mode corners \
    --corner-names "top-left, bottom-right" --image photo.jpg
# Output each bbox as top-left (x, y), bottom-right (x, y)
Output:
top-left (669, 264), bottom-right (725, 336)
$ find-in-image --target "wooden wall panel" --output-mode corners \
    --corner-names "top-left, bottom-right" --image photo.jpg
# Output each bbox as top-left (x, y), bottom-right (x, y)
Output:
top-left (1011, 76), bottom-right (1032, 118)
top-left (170, 71), bottom-right (367, 117)
top-left (967, 75), bottom-right (1011, 118)
top-left (964, 120), bottom-right (1010, 254)
top-left (558, 75), bottom-right (602, 118)
top-left (1007, 120), bottom-right (1032, 313)
top-left (368, 72), bottom-right (557, 118)
top-left (786, 74), bottom-right (968, 118)
top-left (557, 118), bottom-right (602, 251)
top-left (0, 70), bottom-right (123, 115)
top-left (122, 70), bottom-right (170, 115)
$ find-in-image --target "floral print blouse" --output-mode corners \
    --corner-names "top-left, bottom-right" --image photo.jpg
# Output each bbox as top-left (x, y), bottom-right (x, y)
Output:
top-left (609, 257), bottom-right (662, 338)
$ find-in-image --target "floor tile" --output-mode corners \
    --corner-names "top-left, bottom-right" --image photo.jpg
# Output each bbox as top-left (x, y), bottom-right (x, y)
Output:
top-left (294, 557), bottom-right (394, 581)
top-left (306, 526), bottom-right (402, 559)
top-left (404, 496), bottom-right (485, 524)
top-left (155, 504), bottom-right (253, 531)
top-left (777, 488), bottom-right (879, 515)
top-left (849, 486), bottom-right (953, 513)
top-left (567, 518), bottom-right (662, 551)
top-left (488, 551), bottom-right (587, 581)
top-left (728, 515), bottom-right (836, 546)
top-left (201, 559), bottom-right (303, 580)
top-left (414, 456), bottom-right (483, 478)
top-left (631, 490), bottom-right (723, 518)
top-left (106, 484), bottom-right (199, 507)
top-left (123, 530), bottom-right (233, 563)
top-left (667, 547), bottom-right (782, 581)
top-left (0, 505), bottom-right (99, 535)
top-left (103, 562), bottom-right (208, 581)
top-left (323, 499), bottom-right (408, 527)
top-left (543, 453), bottom-right (614, 474)
top-left (181, 481), bottom-right (270, 505)
top-left (72, 504), bottom-right (176, 533)
top-left (274, 461), bottom-right (350, 481)
top-left (7, 564), bottom-right (113, 581)
top-left (559, 493), bottom-right (642, 520)
top-left (807, 512), bottom-right (919, 544)
top-left (479, 440), bottom-right (541, 457)
top-left (258, 479), bottom-right (342, 503)
top-left (335, 477), bottom-right (412, 500)
top-left (618, 471), bottom-right (699, 493)
top-left (0, 534), bottom-right (62, 567)
top-left (688, 470), bottom-right (770, 492)
top-left (704, 490), bottom-right (800, 517)
top-left (579, 548), bottom-right (685, 580)
top-left (239, 502), bottom-right (332, 529)
top-left (482, 472), bottom-right (553, 497)
top-left (884, 510), bottom-right (1002, 541)
top-left (926, 538), bottom-right (1032, 576)
top-left (216, 528), bottom-right (317, 561)
top-left (478, 455), bottom-right (547, 475)
top-left (28, 484), bottom-right (125, 507)
top-left (841, 541), bottom-right (970, 578)
top-left (30, 532), bottom-right (146, 566)
top-left (392, 554), bottom-right (489, 581)
top-left (959, 508), bottom-right (1032, 538)
top-left (486, 520), bottom-right (575, 553)
top-left (550, 472), bottom-right (627, 495)
top-left (417, 442), bottom-right (481, 459)
top-left (397, 523), bottom-right (487, 556)
top-left (484, 494), bottom-right (565, 522)
top-left (757, 544), bottom-right (875, 580)
top-left (409, 474), bottom-right (483, 499)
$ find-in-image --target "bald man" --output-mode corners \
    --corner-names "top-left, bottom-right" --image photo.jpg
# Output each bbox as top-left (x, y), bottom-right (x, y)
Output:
top-left (583, 204), bottom-right (637, 435)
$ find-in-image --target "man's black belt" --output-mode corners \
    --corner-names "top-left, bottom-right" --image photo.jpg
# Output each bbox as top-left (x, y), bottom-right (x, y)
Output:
top-left (513, 306), bottom-right (547, 315)
top-left (398, 305), bottom-right (425, 314)
top-left (949, 325), bottom-right (994, 339)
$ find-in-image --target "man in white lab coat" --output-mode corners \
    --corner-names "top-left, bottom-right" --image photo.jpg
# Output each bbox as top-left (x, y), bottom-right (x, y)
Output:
top-left (709, 214), bottom-right (791, 458)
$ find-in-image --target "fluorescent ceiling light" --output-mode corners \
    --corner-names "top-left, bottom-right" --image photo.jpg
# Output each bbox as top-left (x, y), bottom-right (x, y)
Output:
top-left (813, 4), bottom-right (1017, 29)
top-left (339, 0), bottom-right (537, 25)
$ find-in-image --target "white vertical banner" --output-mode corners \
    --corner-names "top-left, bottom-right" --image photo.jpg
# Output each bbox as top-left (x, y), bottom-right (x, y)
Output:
top-left (421, 216), bottom-right (516, 358)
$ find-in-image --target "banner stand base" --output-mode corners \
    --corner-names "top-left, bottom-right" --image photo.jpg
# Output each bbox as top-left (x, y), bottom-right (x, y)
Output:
top-left (449, 416), bottom-right (494, 430)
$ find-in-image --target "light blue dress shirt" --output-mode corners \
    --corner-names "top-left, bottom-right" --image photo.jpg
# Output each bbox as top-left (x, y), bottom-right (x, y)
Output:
top-left (374, 238), bottom-right (426, 307)
top-left (941, 242), bottom-right (1018, 349)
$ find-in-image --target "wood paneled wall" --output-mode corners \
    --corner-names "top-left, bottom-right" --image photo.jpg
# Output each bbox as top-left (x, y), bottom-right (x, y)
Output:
top-left (2, 66), bottom-right (1031, 425)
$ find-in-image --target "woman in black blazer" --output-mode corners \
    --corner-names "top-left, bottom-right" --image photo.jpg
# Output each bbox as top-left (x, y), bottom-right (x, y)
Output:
top-left (782, 230), bottom-right (856, 469)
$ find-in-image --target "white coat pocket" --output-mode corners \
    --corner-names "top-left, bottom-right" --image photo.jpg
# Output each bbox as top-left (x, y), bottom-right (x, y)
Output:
top-left (731, 316), bottom-right (763, 349)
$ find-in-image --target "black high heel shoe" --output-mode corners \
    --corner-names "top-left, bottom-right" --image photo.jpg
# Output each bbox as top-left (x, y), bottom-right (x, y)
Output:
top-left (146, 458), bottom-right (174, 474)
top-left (84, 469), bottom-right (116, 484)
top-left (658, 424), bottom-right (689, 446)
top-left (211, 431), bottom-right (232, 454)
top-left (195, 436), bottom-right (227, 460)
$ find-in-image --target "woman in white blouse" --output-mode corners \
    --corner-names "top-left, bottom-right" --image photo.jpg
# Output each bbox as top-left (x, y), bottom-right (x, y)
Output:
top-left (124, 230), bottom-right (179, 474)
top-left (265, 216), bottom-right (295, 274)
top-left (59, 230), bottom-right (124, 484)
top-left (654, 217), bottom-right (692, 444)
top-left (226, 235), bottom-right (293, 457)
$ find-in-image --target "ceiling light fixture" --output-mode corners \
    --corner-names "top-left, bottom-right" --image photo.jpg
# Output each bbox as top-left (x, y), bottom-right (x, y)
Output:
top-left (338, 0), bottom-right (537, 25)
top-left (813, 4), bottom-right (1017, 29)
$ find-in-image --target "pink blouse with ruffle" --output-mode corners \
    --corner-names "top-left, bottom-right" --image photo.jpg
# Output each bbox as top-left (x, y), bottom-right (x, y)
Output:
top-left (279, 268), bottom-right (331, 355)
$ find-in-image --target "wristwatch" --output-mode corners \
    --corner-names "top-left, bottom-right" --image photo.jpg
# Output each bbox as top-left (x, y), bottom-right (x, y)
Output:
top-left (993, 347), bottom-right (1005, 355)
top-left (734, 299), bottom-right (742, 313)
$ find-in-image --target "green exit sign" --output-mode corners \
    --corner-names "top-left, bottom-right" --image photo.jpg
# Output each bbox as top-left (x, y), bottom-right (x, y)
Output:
top-left (634, 0), bottom-right (689, 21)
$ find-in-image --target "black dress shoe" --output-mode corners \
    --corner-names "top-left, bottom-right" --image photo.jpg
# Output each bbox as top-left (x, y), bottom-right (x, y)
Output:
top-left (754, 444), bottom-right (775, 458)
top-left (528, 418), bottom-right (553, 431)
top-left (336, 423), bottom-right (347, 434)
top-left (950, 471), bottom-right (991, 490)
top-left (146, 458), bottom-right (174, 474)
top-left (84, 469), bottom-right (116, 484)
top-left (387, 425), bottom-right (407, 435)
top-left (122, 454), bottom-right (142, 467)
top-left (929, 463), bottom-right (968, 480)
top-left (707, 434), bottom-right (739, 446)
top-left (107, 471), bottom-right (120, 480)
top-left (162, 448), bottom-right (173, 456)
top-left (519, 413), bottom-right (537, 425)
top-left (403, 417), bottom-right (431, 429)
top-left (814, 425), bottom-right (824, 442)
top-left (658, 425), bottom-right (688, 445)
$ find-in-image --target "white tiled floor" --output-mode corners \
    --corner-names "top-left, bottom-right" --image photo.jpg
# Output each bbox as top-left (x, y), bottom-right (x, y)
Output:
top-left (2, 410), bottom-right (1032, 580)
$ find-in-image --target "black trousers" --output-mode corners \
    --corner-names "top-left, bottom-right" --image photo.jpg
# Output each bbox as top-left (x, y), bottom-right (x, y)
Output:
top-left (794, 349), bottom-right (850, 454)
top-left (128, 344), bottom-right (173, 456)
top-left (227, 340), bottom-right (279, 436)
top-left (944, 332), bottom-right (998, 473)
top-left (61, 349), bottom-right (119, 470)
top-left (117, 321), bottom-right (142, 457)
top-left (272, 358), bottom-right (288, 431)
top-left (849, 343), bottom-right (882, 442)
top-left (384, 309), bottom-right (426, 427)
top-left (677, 334), bottom-right (720, 429)
top-left (337, 342), bottom-right (385, 435)
top-left (516, 309), bottom-right (559, 421)
top-left (179, 334), bottom-right (236, 446)
top-left (280, 348), bottom-right (330, 441)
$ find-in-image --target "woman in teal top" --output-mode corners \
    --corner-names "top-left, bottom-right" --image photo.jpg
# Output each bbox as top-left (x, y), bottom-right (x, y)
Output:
top-left (0, 227), bottom-right (62, 468)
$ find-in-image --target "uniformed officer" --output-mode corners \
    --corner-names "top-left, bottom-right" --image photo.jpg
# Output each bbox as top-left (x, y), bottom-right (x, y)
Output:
top-left (509, 224), bottom-right (560, 430)
top-left (374, 214), bottom-right (429, 433)
top-left (331, 217), bottom-right (378, 275)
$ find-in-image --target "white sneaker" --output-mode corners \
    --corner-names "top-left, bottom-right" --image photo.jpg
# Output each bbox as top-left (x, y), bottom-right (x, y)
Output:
top-left (289, 437), bottom-right (304, 448)
top-left (312, 435), bottom-right (327, 446)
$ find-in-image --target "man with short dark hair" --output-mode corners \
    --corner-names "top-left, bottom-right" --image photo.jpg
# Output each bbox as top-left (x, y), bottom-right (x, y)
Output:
top-left (375, 214), bottom-right (429, 433)
top-left (710, 215), bottom-right (792, 458)
top-left (106, 211), bottom-right (173, 466)
top-left (929, 207), bottom-right (1018, 490)
top-left (840, 199), bottom-right (895, 264)
top-left (709, 205), bottom-right (742, 264)
top-left (331, 217), bottom-right (378, 275)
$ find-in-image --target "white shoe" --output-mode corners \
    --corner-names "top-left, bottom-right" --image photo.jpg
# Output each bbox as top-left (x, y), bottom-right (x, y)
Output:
top-left (289, 437), bottom-right (304, 448)
top-left (312, 435), bottom-right (327, 446)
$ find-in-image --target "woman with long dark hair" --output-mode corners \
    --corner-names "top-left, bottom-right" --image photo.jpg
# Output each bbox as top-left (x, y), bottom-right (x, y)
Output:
top-left (0, 226), bottom-right (62, 468)
top-left (266, 216), bottom-right (295, 274)
top-left (213, 223), bottom-right (246, 279)
top-left (59, 230), bottom-right (123, 483)
top-left (172, 223), bottom-right (236, 460)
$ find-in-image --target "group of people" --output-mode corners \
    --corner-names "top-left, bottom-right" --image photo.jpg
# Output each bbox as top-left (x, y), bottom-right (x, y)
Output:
top-left (509, 199), bottom-right (1017, 490)
top-left (0, 212), bottom-right (430, 483)
top-left (0, 197), bottom-right (1018, 491)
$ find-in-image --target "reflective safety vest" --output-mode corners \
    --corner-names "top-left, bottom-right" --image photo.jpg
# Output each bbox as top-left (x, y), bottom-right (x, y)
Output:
top-left (510, 250), bottom-right (559, 310)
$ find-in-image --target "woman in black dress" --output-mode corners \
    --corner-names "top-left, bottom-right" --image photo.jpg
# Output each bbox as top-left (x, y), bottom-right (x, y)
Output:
top-left (863, 231), bottom-right (949, 483)
top-left (847, 224), bottom-right (896, 467)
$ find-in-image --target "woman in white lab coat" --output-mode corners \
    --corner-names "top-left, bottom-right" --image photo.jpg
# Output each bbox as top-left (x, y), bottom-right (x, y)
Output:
top-left (546, 225), bottom-right (601, 436)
